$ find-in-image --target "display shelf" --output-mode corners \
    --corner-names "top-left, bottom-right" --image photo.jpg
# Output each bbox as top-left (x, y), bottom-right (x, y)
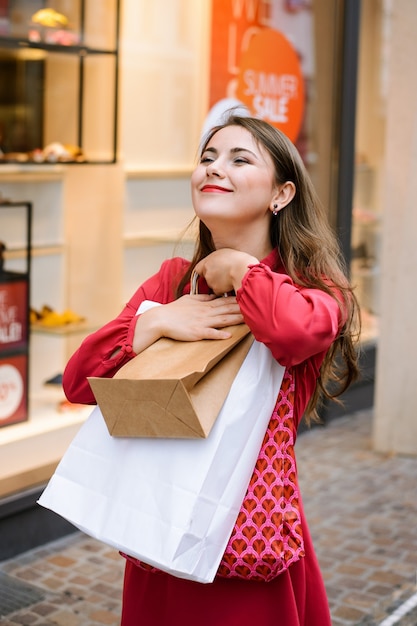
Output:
top-left (124, 229), bottom-right (196, 247)
top-left (0, 0), bottom-right (120, 164)
top-left (4, 243), bottom-right (63, 260)
top-left (0, 35), bottom-right (116, 55)
top-left (0, 1), bottom-right (196, 504)
top-left (0, 164), bottom-right (65, 181)
top-left (31, 321), bottom-right (96, 336)
top-left (1, 387), bottom-right (88, 442)
top-left (0, 386), bottom-right (90, 498)
top-left (125, 165), bottom-right (193, 179)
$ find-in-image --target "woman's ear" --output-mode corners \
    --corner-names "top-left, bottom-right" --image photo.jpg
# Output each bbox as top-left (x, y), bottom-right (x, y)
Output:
top-left (270, 181), bottom-right (296, 213)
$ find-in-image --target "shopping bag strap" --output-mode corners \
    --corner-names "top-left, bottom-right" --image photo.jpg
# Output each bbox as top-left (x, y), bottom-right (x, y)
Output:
top-left (190, 270), bottom-right (230, 298)
top-left (191, 270), bottom-right (199, 296)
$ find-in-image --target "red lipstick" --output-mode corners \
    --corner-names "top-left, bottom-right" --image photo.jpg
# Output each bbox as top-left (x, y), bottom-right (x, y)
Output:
top-left (201, 185), bottom-right (231, 193)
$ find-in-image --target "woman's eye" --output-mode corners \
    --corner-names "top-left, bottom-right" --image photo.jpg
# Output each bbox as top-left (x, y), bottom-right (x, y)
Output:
top-left (233, 157), bottom-right (249, 165)
top-left (200, 156), bottom-right (214, 164)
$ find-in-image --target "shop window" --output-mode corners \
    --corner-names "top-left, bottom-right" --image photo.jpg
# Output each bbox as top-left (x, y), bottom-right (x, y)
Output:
top-left (0, 0), bottom-right (119, 164)
top-left (352, 0), bottom-right (387, 343)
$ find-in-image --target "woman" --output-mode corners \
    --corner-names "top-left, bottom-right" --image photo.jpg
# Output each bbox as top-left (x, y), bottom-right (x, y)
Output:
top-left (63, 115), bottom-right (360, 625)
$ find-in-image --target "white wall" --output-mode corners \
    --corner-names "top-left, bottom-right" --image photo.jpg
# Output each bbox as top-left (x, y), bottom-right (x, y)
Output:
top-left (119, 0), bottom-right (210, 170)
top-left (372, 0), bottom-right (417, 455)
top-left (117, 0), bottom-right (210, 304)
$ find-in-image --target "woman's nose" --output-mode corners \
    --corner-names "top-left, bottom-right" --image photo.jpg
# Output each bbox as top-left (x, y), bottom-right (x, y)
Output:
top-left (206, 160), bottom-right (224, 177)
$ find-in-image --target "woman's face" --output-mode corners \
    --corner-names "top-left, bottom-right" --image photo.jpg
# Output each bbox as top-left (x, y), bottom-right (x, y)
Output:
top-left (191, 125), bottom-right (278, 243)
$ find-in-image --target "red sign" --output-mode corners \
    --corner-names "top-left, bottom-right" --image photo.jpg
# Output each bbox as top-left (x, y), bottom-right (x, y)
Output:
top-left (0, 353), bottom-right (28, 427)
top-left (0, 279), bottom-right (28, 351)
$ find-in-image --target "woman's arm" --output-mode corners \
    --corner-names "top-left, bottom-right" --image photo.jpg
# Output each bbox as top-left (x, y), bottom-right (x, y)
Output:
top-left (194, 249), bottom-right (342, 366)
top-left (63, 295), bottom-right (151, 405)
top-left (63, 257), bottom-right (244, 404)
top-left (237, 263), bottom-right (341, 366)
top-left (62, 258), bottom-right (187, 404)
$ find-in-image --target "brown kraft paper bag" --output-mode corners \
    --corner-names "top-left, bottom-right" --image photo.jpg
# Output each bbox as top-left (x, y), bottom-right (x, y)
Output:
top-left (88, 323), bottom-right (254, 439)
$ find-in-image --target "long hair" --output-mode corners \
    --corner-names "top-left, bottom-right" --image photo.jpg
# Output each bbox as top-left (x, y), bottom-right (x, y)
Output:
top-left (176, 114), bottom-right (361, 421)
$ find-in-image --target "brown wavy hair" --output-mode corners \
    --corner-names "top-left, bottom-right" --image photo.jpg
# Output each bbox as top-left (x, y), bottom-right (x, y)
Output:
top-left (176, 114), bottom-right (361, 421)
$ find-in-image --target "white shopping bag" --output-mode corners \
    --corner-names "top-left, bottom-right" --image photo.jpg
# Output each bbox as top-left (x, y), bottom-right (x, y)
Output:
top-left (38, 340), bottom-right (284, 584)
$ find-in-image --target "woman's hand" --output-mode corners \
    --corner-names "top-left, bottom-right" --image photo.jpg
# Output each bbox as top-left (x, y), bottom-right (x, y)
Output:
top-left (132, 293), bottom-right (244, 354)
top-left (194, 249), bottom-right (259, 295)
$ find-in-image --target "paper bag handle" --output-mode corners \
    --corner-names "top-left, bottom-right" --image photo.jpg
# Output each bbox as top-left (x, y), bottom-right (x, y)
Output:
top-left (191, 271), bottom-right (230, 298)
top-left (191, 270), bottom-right (199, 296)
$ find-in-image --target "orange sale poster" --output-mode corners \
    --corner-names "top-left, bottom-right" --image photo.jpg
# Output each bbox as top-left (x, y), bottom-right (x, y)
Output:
top-left (236, 29), bottom-right (305, 142)
top-left (209, 0), bottom-right (270, 107)
top-left (209, 0), bottom-right (305, 142)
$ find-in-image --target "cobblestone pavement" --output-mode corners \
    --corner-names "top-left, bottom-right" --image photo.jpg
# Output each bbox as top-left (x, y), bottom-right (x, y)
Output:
top-left (1, 408), bottom-right (416, 626)
top-left (296, 409), bottom-right (417, 626)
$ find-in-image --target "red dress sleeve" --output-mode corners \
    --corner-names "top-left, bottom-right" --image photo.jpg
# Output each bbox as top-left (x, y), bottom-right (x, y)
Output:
top-left (62, 258), bottom-right (189, 404)
top-left (236, 263), bottom-right (341, 367)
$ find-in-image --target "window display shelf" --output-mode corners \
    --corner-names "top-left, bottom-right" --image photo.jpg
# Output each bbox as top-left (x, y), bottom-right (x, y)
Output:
top-left (0, 164), bottom-right (65, 180)
top-left (0, 0), bottom-right (120, 164)
top-left (5, 243), bottom-right (63, 259)
top-left (1, 387), bottom-right (89, 444)
top-left (0, 1), bottom-right (191, 504)
top-left (31, 321), bottom-right (96, 336)
top-left (0, 35), bottom-right (116, 55)
top-left (124, 229), bottom-right (196, 248)
top-left (0, 386), bottom-right (90, 498)
top-left (125, 166), bottom-right (193, 179)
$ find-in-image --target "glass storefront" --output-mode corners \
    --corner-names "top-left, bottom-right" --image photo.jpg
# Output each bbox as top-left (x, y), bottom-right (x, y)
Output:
top-left (352, 0), bottom-right (387, 343)
top-left (0, 0), bottom-right (377, 509)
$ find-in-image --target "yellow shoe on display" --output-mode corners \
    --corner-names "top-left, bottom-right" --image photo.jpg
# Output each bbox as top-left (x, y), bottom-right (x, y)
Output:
top-left (31, 305), bottom-right (85, 327)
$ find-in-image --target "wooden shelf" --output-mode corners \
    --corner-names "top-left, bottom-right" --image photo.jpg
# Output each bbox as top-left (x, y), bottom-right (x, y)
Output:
top-left (123, 229), bottom-right (196, 247)
top-left (124, 165), bottom-right (192, 179)
top-left (4, 244), bottom-right (64, 260)
top-left (0, 387), bottom-right (91, 498)
top-left (0, 165), bottom-right (66, 181)
top-left (0, 35), bottom-right (116, 56)
top-left (31, 321), bottom-right (95, 336)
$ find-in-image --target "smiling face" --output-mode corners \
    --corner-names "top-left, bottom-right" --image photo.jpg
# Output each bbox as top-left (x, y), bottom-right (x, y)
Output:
top-left (191, 125), bottom-right (279, 254)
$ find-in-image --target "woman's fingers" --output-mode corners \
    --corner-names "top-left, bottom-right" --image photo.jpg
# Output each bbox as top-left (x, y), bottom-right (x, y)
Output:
top-left (159, 294), bottom-right (244, 341)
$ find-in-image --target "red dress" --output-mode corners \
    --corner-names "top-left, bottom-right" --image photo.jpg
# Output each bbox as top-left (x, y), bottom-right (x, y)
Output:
top-left (63, 251), bottom-right (339, 626)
